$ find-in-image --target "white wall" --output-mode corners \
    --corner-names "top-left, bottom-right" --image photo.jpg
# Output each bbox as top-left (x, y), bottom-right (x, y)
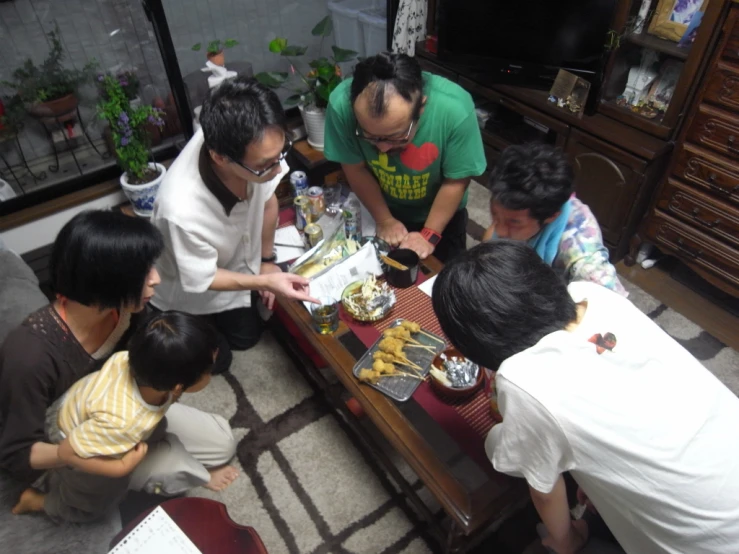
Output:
top-left (0, 191), bottom-right (125, 255)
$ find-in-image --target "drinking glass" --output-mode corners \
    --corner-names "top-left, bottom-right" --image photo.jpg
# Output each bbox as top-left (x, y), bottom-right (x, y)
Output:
top-left (310, 296), bottom-right (339, 335)
top-left (323, 182), bottom-right (343, 215)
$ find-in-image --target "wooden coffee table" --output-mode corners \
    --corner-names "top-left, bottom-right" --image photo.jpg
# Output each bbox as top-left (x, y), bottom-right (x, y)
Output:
top-left (274, 257), bottom-right (528, 553)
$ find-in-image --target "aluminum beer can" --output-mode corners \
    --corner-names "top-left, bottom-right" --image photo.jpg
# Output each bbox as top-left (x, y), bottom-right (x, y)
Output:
top-left (307, 186), bottom-right (325, 219)
top-left (294, 195), bottom-right (310, 231)
top-left (305, 223), bottom-right (324, 248)
top-left (290, 171), bottom-right (308, 196)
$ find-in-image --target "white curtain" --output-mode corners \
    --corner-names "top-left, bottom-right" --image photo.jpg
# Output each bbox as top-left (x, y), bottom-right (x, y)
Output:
top-left (391, 0), bottom-right (427, 56)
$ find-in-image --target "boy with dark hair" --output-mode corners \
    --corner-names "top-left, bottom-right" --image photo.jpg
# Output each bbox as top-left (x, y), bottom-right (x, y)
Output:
top-left (432, 241), bottom-right (739, 554)
top-left (152, 76), bottom-right (317, 374)
top-left (324, 52), bottom-right (487, 262)
top-left (12, 311), bottom-right (231, 522)
top-left (483, 143), bottom-right (626, 295)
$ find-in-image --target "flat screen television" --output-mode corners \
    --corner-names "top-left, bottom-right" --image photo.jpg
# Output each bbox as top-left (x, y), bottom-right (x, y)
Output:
top-left (437, 0), bottom-right (618, 105)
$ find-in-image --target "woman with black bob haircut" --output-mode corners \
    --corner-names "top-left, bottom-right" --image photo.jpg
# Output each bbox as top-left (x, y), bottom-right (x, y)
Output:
top-left (432, 240), bottom-right (577, 370)
top-left (50, 210), bottom-right (164, 311)
top-left (0, 210), bottom-right (238, 501)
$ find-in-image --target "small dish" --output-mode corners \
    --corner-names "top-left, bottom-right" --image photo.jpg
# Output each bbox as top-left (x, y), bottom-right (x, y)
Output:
top-left (429, 347), bottom-right (484, 400)
top-left (383, 248), bottom-right (419, 288)
top-left (341, 278), bottom-right (395, 322)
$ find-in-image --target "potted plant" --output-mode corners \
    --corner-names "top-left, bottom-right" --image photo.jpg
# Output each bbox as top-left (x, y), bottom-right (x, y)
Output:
top-left (255, 16), bottom-right (356, 150)
top-left (98, 74), bottom-right (166, 217)
top-left (2, 23), bottom-right (96, 121)
top-left (192, 38), bottom-right (239, 67)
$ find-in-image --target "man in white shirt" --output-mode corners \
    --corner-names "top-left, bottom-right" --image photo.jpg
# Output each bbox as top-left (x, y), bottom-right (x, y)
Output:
top-left (152, 77), bottom-right (317, 374)
top-left (432, 240), bottom-right (739, 554)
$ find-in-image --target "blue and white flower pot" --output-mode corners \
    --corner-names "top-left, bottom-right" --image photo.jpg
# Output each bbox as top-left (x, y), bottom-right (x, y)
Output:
top-left (120, 163), bottom-right (166, 218)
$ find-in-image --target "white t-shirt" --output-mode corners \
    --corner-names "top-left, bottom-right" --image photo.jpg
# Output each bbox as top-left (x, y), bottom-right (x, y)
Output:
top-left (485, 281), bottom-right (739, 554)
top-left (151, 129), bottom-right (288, 314)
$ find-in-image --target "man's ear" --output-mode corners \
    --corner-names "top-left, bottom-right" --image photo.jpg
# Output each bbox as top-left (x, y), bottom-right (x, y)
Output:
top-left (420, 95), bottom-right (428, 117)
top-left (542, 211), bottom-right (561, 225)
top-left (209, 149), bottom-right (229, 168)
top-left (172, 383), bottom-right (185, 397)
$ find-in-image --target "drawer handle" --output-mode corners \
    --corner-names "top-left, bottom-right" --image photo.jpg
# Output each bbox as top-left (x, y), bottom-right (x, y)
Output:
top-left (675, 238), bottom-right (702, 260)
top-left (727, 135), bottom-right (739, 154)
top-left (708, 172), bottom-right (717, 182)
top-left (691, 208), bottom-right (722, 228)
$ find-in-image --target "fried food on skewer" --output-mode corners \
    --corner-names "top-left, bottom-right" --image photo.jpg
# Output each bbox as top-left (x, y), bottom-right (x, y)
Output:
top-left (358, 363), bottom-right (422, 385)
top-left (382, 327), bottom-right (436, 352)
top-left (378, 337), bottom-right (408, 358)
top-left (373, 351), bottom-right (421, 371)
top-left (400, 320), bottom-right (421, 333)
top-left (400, 320), bottom-right (445, 343)
top-left (383, 327), bottom-right (416, 342)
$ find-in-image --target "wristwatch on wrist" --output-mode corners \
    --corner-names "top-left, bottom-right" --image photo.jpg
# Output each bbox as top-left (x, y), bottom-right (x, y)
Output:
top-left (261, 252), bottom-right (277, 263)
top-left (420, 227), bottom-right (442, 246)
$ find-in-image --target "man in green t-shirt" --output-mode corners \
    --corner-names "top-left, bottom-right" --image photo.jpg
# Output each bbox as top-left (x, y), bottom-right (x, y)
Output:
top-left (324, 52), bottom-right (486, 262)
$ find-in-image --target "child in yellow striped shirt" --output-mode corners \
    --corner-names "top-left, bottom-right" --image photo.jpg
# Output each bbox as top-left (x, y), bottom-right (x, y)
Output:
top-left (12, 311), bottom-right (219, 522)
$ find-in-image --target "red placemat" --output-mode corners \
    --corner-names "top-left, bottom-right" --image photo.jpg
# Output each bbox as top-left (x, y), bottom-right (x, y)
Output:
top-left (339, 271), bottom-right (499, 474)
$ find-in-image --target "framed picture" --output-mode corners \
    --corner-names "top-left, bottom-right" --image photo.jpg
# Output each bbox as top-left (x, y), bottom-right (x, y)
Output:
top-left (648, 0), bottom-right (710, 42)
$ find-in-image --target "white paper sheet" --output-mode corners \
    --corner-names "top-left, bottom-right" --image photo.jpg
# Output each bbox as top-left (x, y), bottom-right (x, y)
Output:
top-left (108, 506), bottom-right (201, 554)
top-left (274, 225), bottom-right (306, 263)
top-left (418, 274), bottom-right (437, 298)
top-left (303, 242), bottom-right (383, 310)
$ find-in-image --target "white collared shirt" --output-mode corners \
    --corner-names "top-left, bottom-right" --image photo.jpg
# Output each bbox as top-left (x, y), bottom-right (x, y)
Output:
top-left (151, 129), bottom-right (287, 314)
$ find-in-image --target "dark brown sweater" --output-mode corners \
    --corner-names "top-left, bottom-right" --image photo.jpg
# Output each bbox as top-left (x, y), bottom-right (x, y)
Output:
top-left (0, 305), bottom-right (139, 483)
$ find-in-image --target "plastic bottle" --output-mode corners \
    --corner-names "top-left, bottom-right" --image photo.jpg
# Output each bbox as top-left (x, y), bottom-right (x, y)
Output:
top-left (343, 194), bottom-right (362, 241)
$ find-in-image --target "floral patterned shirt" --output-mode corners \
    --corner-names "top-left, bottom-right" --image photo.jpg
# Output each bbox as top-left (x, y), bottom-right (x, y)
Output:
top-left (552, 198), bottom-right (628, 297)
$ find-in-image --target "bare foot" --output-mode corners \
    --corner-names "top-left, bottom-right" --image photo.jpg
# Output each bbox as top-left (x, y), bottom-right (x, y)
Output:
top-left (204, 465), bottom-right (239, 491)
top-left (11, 488), bottom-right (45, 515)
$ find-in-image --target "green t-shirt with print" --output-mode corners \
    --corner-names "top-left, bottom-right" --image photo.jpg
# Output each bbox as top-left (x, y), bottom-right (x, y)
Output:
top-left (323, 72), bottom-right (487, 224)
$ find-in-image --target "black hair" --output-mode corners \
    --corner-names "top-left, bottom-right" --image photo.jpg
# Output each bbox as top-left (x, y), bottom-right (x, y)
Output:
top-left (128, 311), bottom-right (219, 391)
top-left (350, 52), bottom-right (424, 119)
top-left (488, 143), bottom-right (575, 223)
top-left (200, 75), bottom-right (287, 161)
top-left (50, 210), bottom-right (164, 309)
top-left (432, 240), bottom-right (577, 370)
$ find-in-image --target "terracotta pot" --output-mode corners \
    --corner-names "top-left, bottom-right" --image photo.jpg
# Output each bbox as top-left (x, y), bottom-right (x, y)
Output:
top-left (27, 93), bottom-right (78, 121)
top-left (207, 50), bottom-right (225, 66)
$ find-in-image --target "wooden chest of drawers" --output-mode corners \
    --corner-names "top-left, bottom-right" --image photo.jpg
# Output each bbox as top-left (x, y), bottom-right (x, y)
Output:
top-left (635, 5), bottom-right (739, 298)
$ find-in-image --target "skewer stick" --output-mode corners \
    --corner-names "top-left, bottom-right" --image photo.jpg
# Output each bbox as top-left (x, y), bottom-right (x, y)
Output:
top-left (418, 329), bottom-right (445, 343)
top-left (406, 344), bottom-right (436, 352)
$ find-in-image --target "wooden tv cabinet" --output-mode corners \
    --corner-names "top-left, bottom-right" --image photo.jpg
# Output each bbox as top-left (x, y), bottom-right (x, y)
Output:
top-left (415, 44), bottom-right (671, 261)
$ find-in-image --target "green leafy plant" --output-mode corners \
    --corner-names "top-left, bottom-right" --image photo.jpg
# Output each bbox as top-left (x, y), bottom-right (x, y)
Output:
top-left (255, 16), bottom-right (357, 110)
top-left (192, 38), bottom-right (239, 55)
top-left (2, 23), bottom-right (96, 105)
top-left (97, 73), bottom-right (164, 184)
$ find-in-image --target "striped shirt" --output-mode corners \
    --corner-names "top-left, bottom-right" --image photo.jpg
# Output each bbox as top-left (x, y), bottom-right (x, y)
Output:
top-left (57, 351), bottom-right (169, 459)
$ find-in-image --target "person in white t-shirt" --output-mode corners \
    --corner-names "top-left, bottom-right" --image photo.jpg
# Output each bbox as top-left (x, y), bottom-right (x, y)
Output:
top-left (432, 240), bottom-right (739, 554)
top-left (152, 77), bottom-right (318, 374)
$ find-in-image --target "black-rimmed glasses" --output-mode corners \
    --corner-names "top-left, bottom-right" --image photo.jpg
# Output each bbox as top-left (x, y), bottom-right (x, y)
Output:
top-left (355, 120), bottom-right (415, 145)
top-left (230, 138), bottom-right (293, 177)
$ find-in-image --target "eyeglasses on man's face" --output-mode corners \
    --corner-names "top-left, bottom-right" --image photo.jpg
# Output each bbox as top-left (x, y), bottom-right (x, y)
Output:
top-left (230, 138), bottom-right (293, 177)
top-left (355, 120), bottom-right (415, 145)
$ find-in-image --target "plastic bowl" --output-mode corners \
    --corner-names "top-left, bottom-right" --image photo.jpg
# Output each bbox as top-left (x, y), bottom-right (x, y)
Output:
top-left (430, 348), bottom-right (484, 400)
